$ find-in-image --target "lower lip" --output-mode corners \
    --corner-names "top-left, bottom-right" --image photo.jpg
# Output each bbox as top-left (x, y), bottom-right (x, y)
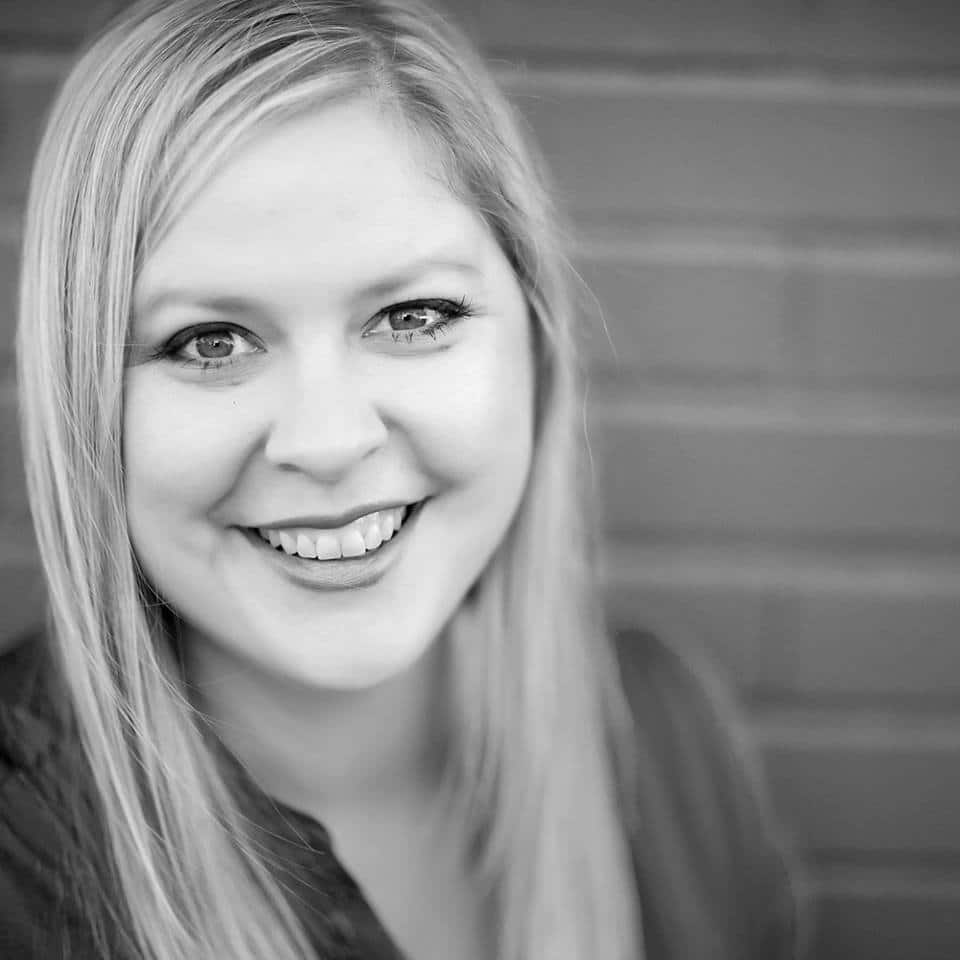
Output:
top-left (241, 502), bottom-right (424, 591)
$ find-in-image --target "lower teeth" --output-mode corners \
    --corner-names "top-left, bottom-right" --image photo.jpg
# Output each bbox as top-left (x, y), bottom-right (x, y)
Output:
top-left (267, 533), bottom-right (394, 561)
top-left (258, 501), bottom-right (418, 561)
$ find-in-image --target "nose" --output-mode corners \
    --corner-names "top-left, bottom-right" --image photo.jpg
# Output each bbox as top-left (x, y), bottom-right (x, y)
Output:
top-left (263, 356), bottom-right (389, 482)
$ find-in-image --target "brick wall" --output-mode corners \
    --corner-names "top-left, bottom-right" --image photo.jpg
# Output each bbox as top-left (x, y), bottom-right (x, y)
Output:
top-left (3, 2), bottom-right (960, 957)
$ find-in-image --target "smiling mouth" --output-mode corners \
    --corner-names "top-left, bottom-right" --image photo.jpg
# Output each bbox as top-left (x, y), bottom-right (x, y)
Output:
top-left (251, 502), bottom-right (421, 561)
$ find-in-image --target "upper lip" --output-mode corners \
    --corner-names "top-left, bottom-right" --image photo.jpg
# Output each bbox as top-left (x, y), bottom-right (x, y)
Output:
top-left (249, 499), bottom-right (421, 530)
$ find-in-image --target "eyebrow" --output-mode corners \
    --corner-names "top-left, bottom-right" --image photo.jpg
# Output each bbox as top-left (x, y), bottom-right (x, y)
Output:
top-left (135, 256), bottom-right (484, 322)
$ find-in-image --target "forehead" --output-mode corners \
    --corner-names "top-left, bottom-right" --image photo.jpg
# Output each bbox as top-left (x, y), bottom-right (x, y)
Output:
top-left (135, 97), bottom-right (496, 306)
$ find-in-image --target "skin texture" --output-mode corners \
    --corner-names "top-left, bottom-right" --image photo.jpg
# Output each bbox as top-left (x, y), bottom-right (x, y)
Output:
top-left (125, 96), bottom-right (535, 697)
top-left (123, 99), bottom-right (535, 956)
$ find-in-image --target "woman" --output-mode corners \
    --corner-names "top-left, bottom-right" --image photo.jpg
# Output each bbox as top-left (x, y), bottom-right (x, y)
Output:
top-left (4, 0), bottom-right (800, 957)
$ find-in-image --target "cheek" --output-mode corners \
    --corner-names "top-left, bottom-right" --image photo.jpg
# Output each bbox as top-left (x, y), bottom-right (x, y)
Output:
top-left (398, 331), bottom-right (535, 485)
top-left (123, 374), bottom-right (256, 528)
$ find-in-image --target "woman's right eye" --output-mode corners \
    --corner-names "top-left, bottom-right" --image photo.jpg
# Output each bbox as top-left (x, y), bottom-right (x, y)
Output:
top-left (161, 324), bottom-right (263, 370)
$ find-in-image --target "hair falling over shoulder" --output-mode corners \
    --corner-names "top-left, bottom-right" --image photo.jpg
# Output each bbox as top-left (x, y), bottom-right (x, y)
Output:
top-left (16, 1), bottom-right (642, 957)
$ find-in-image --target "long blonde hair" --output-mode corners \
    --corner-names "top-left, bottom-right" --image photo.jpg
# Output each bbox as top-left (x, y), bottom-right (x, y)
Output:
top-left (16, 1), bottom-right (641, 957)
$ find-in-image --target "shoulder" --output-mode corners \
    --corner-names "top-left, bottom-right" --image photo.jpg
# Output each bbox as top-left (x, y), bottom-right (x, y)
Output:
top-left (0, 633), bottom-right (116, 957)
top-left (612, 628), bottom-right (802, 960)
top-left (613, 628), bottom-right (760, 824)
top-left (0, 632), bottom-right (61, 768)
top-left (614, 628), bottom-right (761, 796)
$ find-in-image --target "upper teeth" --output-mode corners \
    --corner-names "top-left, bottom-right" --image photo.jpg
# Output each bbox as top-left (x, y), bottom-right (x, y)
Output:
top-left (257, 506), bottom-right (409, 560)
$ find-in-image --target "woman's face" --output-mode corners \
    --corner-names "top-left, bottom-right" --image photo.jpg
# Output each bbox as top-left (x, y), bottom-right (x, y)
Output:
top-left (124, 98), bottom-right (535, 690)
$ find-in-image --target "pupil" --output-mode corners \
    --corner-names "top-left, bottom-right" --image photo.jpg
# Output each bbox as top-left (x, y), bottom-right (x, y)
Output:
top-left (390, 308), bottom-right (429, 331)
top-left (195, 333), bottom-right (233, 358)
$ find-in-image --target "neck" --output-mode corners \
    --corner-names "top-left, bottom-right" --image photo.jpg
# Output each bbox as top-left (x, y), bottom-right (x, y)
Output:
top-left (183, 632), bottom-right (451, 815)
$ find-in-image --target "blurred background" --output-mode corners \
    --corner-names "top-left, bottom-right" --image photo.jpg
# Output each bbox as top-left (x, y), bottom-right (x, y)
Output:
top-left (2, 1), bottom-right (960, 957)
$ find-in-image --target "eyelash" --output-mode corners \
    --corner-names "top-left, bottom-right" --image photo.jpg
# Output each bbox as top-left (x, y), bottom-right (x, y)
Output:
top-left (156, 296), bottom-right (476, 372)
top-left (156, 322), bottom-right (263, 372)
top-left (366, 296), bottom-right (476, 344)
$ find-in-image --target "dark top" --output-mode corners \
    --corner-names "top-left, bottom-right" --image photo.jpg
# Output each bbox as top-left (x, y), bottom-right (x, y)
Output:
top-left (0, 630), bottom-right (799, 959)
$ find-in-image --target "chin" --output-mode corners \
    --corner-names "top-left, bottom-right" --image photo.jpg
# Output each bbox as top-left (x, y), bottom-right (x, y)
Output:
top-left (227, 613), bottom-right (444, 694)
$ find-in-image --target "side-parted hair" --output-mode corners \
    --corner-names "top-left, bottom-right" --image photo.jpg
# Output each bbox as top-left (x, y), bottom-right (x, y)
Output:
top-left (16, 1), bottom-right (642, 958)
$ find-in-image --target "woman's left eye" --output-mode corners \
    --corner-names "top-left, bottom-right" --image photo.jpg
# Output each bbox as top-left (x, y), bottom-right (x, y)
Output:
top-left (364, 298), bottom-right (475, 343)
top-left (161, 324), bottom-right (263, 369)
